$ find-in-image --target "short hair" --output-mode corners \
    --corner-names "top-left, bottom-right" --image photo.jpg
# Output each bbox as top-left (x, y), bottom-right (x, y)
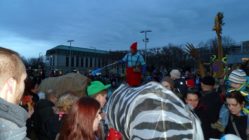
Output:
top-left (184, 88), bottom-right (200, 99)
top-left (226, 90), bottom-right (245, 105)
top-left (0, 47), bottom-right (26, 87)
top-left (201, 76), bottom-right (215, 86)
top-left (59, 97), bottom-right (100, 140)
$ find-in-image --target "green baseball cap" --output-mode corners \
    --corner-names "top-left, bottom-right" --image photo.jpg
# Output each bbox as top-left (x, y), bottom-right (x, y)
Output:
top-left (87, 81), bottom-right (111, 96)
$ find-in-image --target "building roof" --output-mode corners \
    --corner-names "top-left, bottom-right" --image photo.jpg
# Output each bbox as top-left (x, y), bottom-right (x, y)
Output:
top-left (47, 45), bottom-right (109, 54)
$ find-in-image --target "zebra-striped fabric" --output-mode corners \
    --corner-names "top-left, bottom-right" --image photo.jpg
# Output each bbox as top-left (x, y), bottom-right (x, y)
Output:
top-left (106, 81), bottom-right (203, 140)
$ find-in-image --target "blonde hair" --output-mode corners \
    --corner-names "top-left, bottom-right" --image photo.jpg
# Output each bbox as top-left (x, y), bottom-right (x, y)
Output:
top-left (0, 47), bottom-right (26, 88)
top-left (56, 92), bottom-right (79, 112)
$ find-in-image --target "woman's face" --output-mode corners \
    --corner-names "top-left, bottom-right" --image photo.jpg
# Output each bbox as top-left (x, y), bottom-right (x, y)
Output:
top-left (185, 93), bottom-right (199, 109)
top-left (226, 98), bottom-right (244, 116)
top-left (93, 109), bottom-right (102, 132)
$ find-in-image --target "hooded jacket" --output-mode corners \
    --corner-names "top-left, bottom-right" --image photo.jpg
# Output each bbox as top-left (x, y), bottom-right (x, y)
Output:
top-left (0, 98), bottom-right (29, 140)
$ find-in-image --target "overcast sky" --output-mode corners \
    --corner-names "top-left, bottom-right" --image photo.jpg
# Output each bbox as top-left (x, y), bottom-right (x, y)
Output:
top-left (0, 0), bottom-right (248, 58)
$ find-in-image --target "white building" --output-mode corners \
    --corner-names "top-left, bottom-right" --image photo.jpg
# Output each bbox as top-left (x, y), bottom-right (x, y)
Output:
top-left (46, 45), bottom-right (110, 74)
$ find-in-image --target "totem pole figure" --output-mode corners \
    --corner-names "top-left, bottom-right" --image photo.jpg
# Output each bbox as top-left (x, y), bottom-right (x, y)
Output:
top-left (212, 12), bottom-right (226, 78)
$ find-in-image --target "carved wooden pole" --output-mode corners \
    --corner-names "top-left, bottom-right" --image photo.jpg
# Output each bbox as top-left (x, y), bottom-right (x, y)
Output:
top-left (212, 12), bottom-right (225, 78)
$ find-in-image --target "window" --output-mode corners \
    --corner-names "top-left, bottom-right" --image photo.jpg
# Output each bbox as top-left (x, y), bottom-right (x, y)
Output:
top-left (86, 57), bottom-right (88, 67)
top-left (89, 57), bottom-right (92, 67)
top-left (66, 56), bottom-right (69, 67)
top-left (81, 58), bottom-right (83, 67)
top-left (52, 56), bottom-right (55, 66)
top-left (71, 56), bottom-right (74, 67)
top-left (76, 56), bottom-right (79, 67)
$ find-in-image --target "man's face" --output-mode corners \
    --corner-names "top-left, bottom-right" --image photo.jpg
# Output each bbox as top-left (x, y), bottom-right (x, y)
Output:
top-left (15, 72), bottom-right (27, 104)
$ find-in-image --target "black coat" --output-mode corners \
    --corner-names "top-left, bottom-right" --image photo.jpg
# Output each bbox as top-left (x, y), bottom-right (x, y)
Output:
top-left (197, 90), bottom-right (223, 140)
top-left (32, 99), bottom-right (55, 140)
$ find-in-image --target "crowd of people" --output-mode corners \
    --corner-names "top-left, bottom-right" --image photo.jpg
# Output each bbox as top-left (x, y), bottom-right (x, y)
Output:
top-left (1, 45), bottom-right (249, 140)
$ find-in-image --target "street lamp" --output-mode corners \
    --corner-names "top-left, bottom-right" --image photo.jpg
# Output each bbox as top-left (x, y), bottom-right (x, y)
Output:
top-left (67, 40), bottom-right (74, 72)
top-left (140, 30), bottom-right (151, 62)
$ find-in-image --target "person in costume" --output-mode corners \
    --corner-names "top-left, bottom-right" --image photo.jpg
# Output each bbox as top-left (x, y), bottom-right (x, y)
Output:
top-left (120, 42), bottom-right (146, 87)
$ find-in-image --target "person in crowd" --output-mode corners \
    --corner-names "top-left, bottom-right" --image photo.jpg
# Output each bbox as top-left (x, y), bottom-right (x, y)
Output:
top-left (170, 69), bottom-right (188, 97)
top-left (87, 81), bottom-right (111, 109)
top-left (22, 77), bottom-right (41, 138)
top-left (184, 88), bottom-right (200, 111)
top-left (58, 97), bottom-right (102, 140)
top-left (0, 47), bottom-right (28, 140)
top-left (198, 75), bottom-right (223, 139)
top-left (33, 89), bottom-right (58, 140)
top-left (120, 42), bottom-right (146, 87)
top-left (212, 69), bottom-right (249, 138)
top-left (152, 67), bottom-right (163, 82)
top-left (24, 77), bottom-right (41, 104)
top-left (222, 91), bottom-right (248, 140)
top-left (161, 76), bottom-right (175, 90)
top-left (45, 92), bottom-right (78, 140)
top-left (226, 69), bottom-right (248, 92)
top-left (87, 80), bottom-right (111, 139)
top-left (160, 76), bottom-right (184, 99)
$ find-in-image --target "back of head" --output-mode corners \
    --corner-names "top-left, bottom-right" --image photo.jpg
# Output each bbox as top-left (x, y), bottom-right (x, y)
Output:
top-left (59, 97), bottom-right (100, 140)
top-left (0, 47), bottom-right (26, 86)
top-left (56, 92), bottom-right (79, 112)
top-left (0, 47), bottom-right (26, 104)
top-left (201, 76), bottom-right (215, 86)
top-left (228, 69), bottom-right (247, 84)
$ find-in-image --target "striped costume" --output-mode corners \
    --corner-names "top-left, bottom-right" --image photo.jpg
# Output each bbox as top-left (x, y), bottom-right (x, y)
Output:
top-left (106, 82), bottom-right (204, 140)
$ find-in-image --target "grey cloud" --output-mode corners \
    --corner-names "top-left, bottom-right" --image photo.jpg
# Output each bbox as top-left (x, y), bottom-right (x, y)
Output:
top-left (0, 0), bottom-right (249, 57)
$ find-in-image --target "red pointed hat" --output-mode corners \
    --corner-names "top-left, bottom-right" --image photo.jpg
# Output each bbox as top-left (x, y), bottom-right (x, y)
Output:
top-left (130, 42), bottom-right (137, 50)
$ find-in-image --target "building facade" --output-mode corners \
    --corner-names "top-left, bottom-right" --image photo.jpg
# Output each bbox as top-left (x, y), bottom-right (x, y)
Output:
top-left (46, 45), bottom-right (110, 74)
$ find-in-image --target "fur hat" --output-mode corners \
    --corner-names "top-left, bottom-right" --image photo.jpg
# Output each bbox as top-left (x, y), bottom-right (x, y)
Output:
top-left (228, 69), bottom-right (247, 84)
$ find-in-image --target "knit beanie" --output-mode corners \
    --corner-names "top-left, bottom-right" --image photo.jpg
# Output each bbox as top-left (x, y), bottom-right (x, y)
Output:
top-left (130, 42), bottom-right (137, 51)
top-left (228, 69), bottom-right (247, 84)
top-left (170, 69), bottom-right (181, 79)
